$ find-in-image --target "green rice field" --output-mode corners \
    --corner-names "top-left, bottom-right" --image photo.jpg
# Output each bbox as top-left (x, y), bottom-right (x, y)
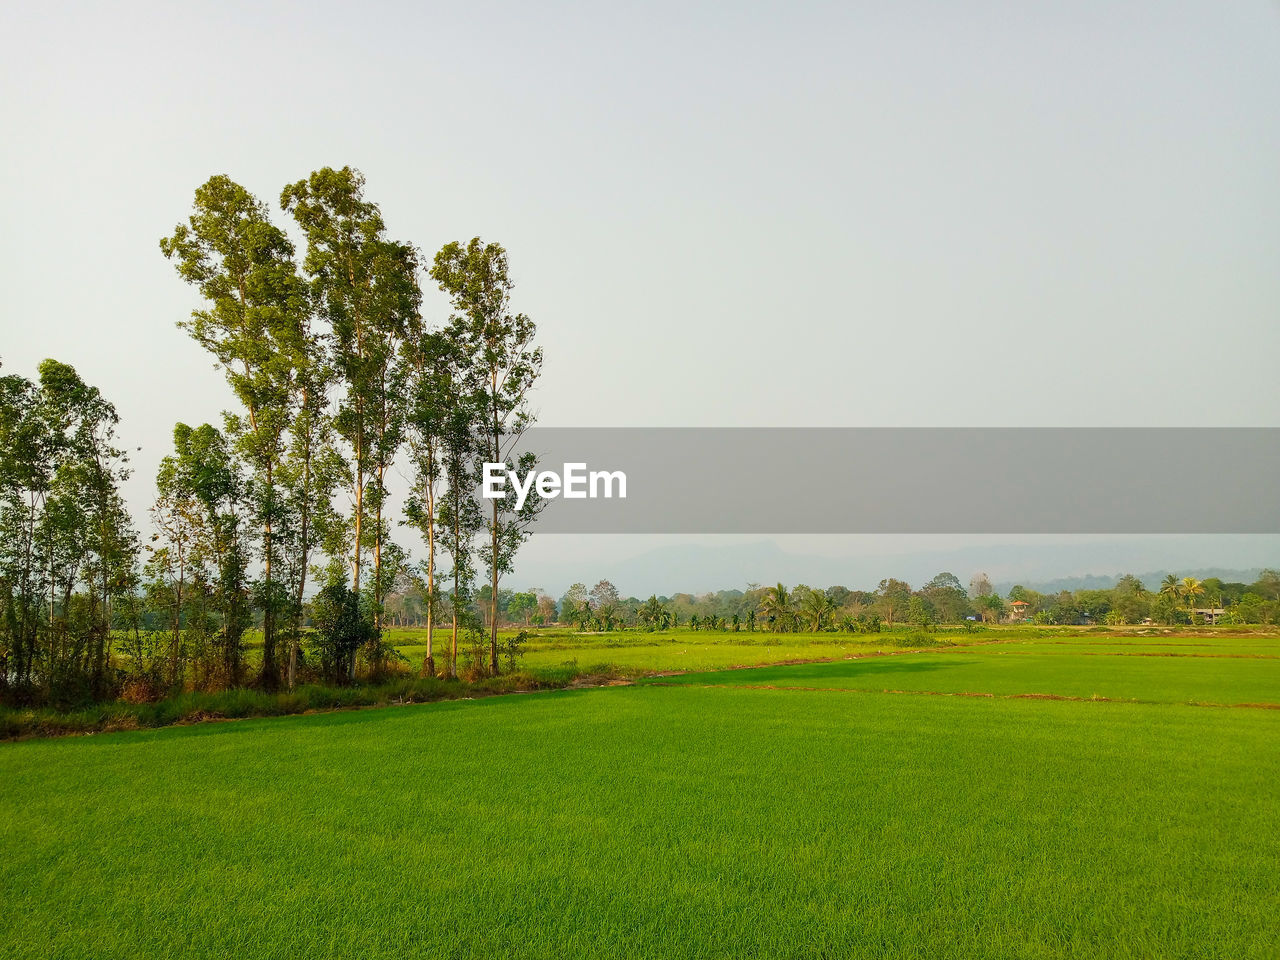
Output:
top-left (2, 628), bottom-right (1278, 958)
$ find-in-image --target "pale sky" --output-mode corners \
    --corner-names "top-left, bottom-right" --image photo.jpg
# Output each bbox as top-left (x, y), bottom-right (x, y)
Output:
top-left (3, 1), bottom-right (1278, 593)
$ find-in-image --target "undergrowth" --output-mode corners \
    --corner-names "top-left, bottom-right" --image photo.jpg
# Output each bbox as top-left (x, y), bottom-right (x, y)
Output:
top-left (0, 667), bottom-right (627, 741)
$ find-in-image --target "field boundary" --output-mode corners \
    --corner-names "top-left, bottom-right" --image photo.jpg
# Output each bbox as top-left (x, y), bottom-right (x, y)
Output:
top-left (947, 649), bottom-right (1280, 660)
top-left (643, 681), bottom-right (1280, 711)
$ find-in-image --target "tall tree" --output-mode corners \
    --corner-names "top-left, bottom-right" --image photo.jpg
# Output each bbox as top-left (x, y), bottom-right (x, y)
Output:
top-left (589, 580), bottom-right (621, 631)
top-left (759, 583), bottom-right (793, 633)
top-left (165, 423), bottom-right (250, 686)
top-left (0, 360), bottom-right (136, 703)
top-left (877, 578), bottom-right (913, 628)
top-left (560, 583), bottom-right (589, 626)
top-left (968, 572), bottom-right (994, 598)
top-left (431, 239), bottom-right (542, 674)
top-left (1111, 574), bottom-right (1148, 625)
top-left (978, 593), bottom-right (1005, 623)
top-left (1159, 574), bottom-right (1182, 609)
top-left (161, 175), bottom-right (309, 689)
top-left (638, 595), bottom-right (666, 630)
top-left (146, 452), bottom-right (204, 685)
top-left (923, 572), bottom-right (970, 623)
top-left (1181, 576), bottom-right (1205, 622)
top-left (507, 591), bottom-right (537, 626)
top-left (436, 408), bottom-right (483, 679)
top-left (800, 587), bottom-right (833, 631)
top-left (404, 331), bottom-right (459, 677)
top-left (277, 330), bottom-right (342, 689)
top-left (40, 361), bottom-right (137, 698)
top-left (282, 166), bottom-right (422, 635)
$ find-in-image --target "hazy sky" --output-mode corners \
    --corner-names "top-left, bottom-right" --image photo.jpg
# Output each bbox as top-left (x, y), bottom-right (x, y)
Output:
top-left (3, 1), bottom-right (1278, 592)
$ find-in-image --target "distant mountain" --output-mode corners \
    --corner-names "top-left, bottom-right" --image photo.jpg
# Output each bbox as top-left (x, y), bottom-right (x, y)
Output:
top-left (512, 536), bottom-right (1279, 599)
top-left (998, 568), bottom-right (1270, 596)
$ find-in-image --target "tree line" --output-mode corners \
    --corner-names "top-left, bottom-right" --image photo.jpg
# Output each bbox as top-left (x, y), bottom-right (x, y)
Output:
top-left (394, 569), bottom-right (1280, 633)
top-left (0, 166), bottom-right (542, 706)
top-left (0, 360), bottom-right (136, 703)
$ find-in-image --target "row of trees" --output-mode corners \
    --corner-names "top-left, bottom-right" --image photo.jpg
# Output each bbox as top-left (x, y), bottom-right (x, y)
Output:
top-left (541, 574), bottom-right (986, 631)
top-left (1, 166), bottom-right (544, 706)
top-left (151, 168), bottom-right (542, 689)
top-left (0, 360), bottom-right (138, 704)
top-left (382, 569), bottom-right (1280, 634)
top-left (1001, 572), bottom-right (1280, 626)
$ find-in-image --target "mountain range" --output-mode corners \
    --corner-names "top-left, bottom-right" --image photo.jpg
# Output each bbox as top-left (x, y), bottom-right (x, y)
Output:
top-left (510, 536), bottom-right (1278, 599)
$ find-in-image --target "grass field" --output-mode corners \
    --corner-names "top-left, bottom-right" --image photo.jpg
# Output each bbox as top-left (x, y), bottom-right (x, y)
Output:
top-left (388, 626), bottom-right (975, 676)
top-left (649, 647), bottom-right (1280, 705)
top-left (3, 629), bottom-right (1278, 958)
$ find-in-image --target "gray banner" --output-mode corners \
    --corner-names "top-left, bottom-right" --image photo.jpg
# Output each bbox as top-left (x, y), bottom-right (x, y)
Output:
top-left (479, 428), bottom-right (1280, 534)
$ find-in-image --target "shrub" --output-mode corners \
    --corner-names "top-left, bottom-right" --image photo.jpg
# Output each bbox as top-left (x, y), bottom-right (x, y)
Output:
top-left (894, 630), bottom-right (950, 649)
top-left (502, 631), bottom-right (530, 672)
top-left (308, 584), bottom-right (378, 682)
top-left (119, 675), bottom-right (166, 705)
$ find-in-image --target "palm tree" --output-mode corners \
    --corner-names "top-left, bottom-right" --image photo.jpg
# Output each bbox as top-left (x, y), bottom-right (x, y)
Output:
top-left (801, 589), bottom-right (833, 631)
top-left (638, 594), bottom-right (665, 630)
top-left (759, 582), bottom-right (792, 633)
top-left (1160, 574), bottom-right (1181, 601)
top-left (1181, 577), bottom-right (1205, 623)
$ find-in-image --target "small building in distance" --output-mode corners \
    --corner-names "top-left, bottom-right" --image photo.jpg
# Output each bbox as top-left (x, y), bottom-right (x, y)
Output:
top-left (1007, 599), bottom-right (1030, 622)
top-left (1192, 608), bottom-right (1226, 625)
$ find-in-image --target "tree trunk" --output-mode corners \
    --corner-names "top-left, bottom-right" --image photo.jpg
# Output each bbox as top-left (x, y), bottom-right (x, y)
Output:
top-left (261, 462), bottom-right (278, 690)
top-left (289, 415), bottom-right (314, 691)
top-left (489, 506), bottom-right (499, 675)
top-left (95, 558), bottom-right (110, 697)
top-left (450, 502), bottom-right (461, 679)
top-left (424, 476), bottom-right (435, 678)
top-left (488, 380), bottom-right (500, 676)
top-left (352, 436), bottom-right (363, 595)
top-left (350, 429), bottom-right (363, 682)
top-left (289, 545), bottom-right (305, 689)
top-left (374, 460), bottom-right (384, 631)
top-left (171, 560), bottom-right (184, 687)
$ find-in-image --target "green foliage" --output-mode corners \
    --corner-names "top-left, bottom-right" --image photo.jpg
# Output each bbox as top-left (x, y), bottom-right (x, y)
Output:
top-left (431, 237), bottom-right (542, 672)
top-left (282, 166), bottom-right (422, 623)
top-left (0, 358), bottom-right (138, 705)
top-left (161, 175), bottom-right (314, 689)
top-left (893, 629), bottom-right (948, 647)
top-left (906, 595), bottom-right (934, 630)
top-left (308, 584), bottom-right (377, 683)
top-left (799, 586), bottom-right (834, 631)
top-left (637, 595), bottom-right (667, 631)
top-left (0, 672), bottom-right (568, 740)
top-left (1234, 593), bottom-right (1266, 624)
top-left (1150, 591), bottom-right (1186, 626)
top-left (507, 592), bottom-right (537, 625)
top-left (501, 630), bottom-right (530, 672)
top-left (759, 582), bottom-right (794, 632)
top-left (159, 423), bottom-right (251, 686)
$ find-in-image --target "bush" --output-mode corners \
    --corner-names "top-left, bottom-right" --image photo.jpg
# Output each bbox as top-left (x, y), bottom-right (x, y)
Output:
top-left (0, 668), bottom-right (582, 741)
top-left (502, 631), bottom-right (530, 672)
top-left (119, 675), bottom-right (166, 705)
top-left (893, 630), bottom-right (951, 649)
top-left (308, 584), bottom-right (378, 682)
